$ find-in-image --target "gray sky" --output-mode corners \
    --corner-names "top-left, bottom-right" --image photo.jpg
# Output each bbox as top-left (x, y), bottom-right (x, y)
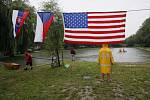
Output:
top-left (29, 0), bottom-right (150, 38)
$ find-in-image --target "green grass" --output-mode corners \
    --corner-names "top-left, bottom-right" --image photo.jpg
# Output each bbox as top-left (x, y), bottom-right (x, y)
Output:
top-left (0, 61), bottom-right (150, 100)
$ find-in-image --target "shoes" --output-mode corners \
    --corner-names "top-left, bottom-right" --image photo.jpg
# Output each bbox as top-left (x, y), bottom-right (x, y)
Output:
top-left (24, 68), bottom-right (27, 70)
top-left (107, 79), bottom-right (112, 82)
top-left (24, 67), bottom-right (33, 70)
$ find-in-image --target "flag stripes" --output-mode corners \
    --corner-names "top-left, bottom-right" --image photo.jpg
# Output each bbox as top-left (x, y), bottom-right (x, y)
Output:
top-left (88, 14), bottom-right (126, 18)
top-left (88, 24), bottom-right (125, 29)
top-left (65, 33), bottom-right (125, 37)
top-left (63, 11), bottom-right (127, 44)
top-left (12, 10), bottom-right (29, 38)
top-left (65, 29), bottom-right (125, 34)
top-left (64, 40), bottom-right (124, 45)
top-left (65, 35), bottom-right (125, 39)
top-left (88, 19), bottom-right (126, 24)
top-left (34, 12), bottom-right (54, 42)
top-left (88, 11), bottom-right (126, 14)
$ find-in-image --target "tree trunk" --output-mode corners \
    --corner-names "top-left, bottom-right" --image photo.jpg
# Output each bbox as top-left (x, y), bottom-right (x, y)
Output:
top-left (56, 49), bottom-right (60, 67)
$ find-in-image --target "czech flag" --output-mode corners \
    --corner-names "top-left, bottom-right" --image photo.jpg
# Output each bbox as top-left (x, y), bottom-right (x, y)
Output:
top-left (12, 10), bottom-right (29, 38)
top-left (34, 12), bottom-right (54, 42)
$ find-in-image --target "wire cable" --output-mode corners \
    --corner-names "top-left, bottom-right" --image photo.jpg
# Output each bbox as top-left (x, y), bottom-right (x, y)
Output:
top-left (127, 8), bottom-right (150, 12)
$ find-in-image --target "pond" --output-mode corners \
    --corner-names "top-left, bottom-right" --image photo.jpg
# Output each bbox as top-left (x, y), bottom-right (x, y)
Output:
top-left (70, 48), bottom-right (150, 63)
top-left (1, 48), bottom-right (150, 66)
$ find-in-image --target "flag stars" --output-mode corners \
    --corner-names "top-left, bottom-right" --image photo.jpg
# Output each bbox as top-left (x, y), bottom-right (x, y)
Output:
top-left (63, 13), bottom-right (88, 28)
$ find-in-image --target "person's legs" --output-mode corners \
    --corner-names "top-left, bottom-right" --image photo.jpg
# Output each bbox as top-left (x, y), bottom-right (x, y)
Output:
top-left (100, 66), bottom-right (105, 81)
top-left (71, 54), bottom-right (73, 61)
top-left (101, 73), bottom-right (105, 81)
top-left (71, 54), bottom-right (75, 61)
top-left (73, 54), bottom-right (75, 61)
top-left (24, 62), bottom-right (28, 70)
top-left (105, 66), bottom-right (111, 81)
top-left (107, 73), bottom-right (111, 81)
top-left (30, 62), bottom-right (33, 70)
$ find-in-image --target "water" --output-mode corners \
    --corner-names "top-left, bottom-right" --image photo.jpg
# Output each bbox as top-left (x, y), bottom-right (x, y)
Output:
top-left (112, 48), bottom-right (150, 63)
top-left (1, 48), bottom-right (150, 66)
top-left (68, 48), bottom-right (150, 63)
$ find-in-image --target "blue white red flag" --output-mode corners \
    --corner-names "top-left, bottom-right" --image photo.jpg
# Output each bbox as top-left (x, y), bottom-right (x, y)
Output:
top-left (34, 12), bottom-right (54, 42)
top-left (63, 11), bottom-right (127, 45)
top-left (12, 10), bottom-right (29, 38)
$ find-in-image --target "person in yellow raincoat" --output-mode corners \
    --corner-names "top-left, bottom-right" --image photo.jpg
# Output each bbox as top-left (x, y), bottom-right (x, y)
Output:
top-left (97, 44), bottom-right (114, 81)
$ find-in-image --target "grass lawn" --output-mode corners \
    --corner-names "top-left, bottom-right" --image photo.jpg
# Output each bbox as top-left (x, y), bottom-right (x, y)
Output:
top-left (0, 61), bottom-right (150, 100)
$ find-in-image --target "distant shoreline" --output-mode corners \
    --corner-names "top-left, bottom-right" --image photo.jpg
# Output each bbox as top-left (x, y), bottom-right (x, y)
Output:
top-left (137, 47), bottom-right (150, 52)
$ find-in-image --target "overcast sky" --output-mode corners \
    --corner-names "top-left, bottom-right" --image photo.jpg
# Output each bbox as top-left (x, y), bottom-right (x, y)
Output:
top-left (29, 0), bottom-right (150, 38)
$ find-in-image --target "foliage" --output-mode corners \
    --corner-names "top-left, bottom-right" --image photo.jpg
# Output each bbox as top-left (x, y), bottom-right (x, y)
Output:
top-left (12, 0), bottom-right (36, 53)
top-left (0, 0), bottom-right (36, 55)
top-left (42, 0), bottom-right (64, 67)
top-left (126, 17), bottom-right (150, 47)
top-left (0, 0), bottom-right (14, 56)
top-left (42, 0), bottom-right (63, 50)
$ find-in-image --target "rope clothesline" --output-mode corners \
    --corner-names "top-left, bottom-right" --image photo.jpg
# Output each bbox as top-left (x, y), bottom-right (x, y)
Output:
top-left (36, 8), bottom-right (150, 13)
top-left (126, 8), bottom-right (150, 12)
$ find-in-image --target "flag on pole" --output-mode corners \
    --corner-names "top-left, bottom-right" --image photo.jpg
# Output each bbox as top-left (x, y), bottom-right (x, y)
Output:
top-left (63, 11), bottom-right (127, 45)
top-left (34, 12), bottom-right (54, 42)
top-left (12, 10), bottom-right (29, 38)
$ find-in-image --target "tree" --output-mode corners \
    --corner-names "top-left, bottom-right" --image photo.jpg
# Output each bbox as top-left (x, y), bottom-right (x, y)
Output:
top-left (12, 0), bottom-right (36, 53)
top-left (125, 17), bottom-right (150, 47)
top-left (0, 0), bottom-right (14, 56)
top-left (42, 0), bottom-right (64, 67)
top-left (0, 0), bottom-right (36, 56)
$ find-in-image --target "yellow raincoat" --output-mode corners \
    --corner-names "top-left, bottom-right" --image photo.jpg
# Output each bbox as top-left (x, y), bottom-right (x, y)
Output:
top-left (97, 44), bottom-right (114, 74)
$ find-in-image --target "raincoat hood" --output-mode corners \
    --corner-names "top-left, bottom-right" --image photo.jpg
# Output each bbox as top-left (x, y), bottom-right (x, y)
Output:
top-left (102, 44), bottom-right (108, 48)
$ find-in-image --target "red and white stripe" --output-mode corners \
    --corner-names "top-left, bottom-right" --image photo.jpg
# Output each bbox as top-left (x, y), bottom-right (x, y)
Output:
top-left (64, 11), bottom-right (126, 45)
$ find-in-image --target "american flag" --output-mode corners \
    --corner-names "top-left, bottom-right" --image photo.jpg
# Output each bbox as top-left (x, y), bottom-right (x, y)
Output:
top-left (63, 11), bottom-right (126, 45)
